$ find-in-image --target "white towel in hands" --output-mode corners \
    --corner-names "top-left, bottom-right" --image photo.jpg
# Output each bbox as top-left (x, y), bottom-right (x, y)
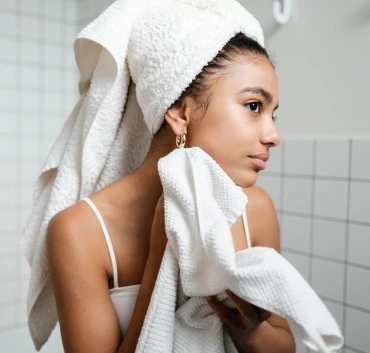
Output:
top-left (135, 146), bottom-right (344, 353)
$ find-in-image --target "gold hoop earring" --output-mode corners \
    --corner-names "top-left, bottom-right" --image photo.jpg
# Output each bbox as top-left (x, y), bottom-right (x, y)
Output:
top-left (176, 131), bottom-right (186, 148)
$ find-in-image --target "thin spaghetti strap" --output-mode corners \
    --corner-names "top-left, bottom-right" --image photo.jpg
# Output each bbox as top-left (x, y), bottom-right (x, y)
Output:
top-left (81, 197), bottom-right (119, 289)
top-left (241, 208), bottom-right (252, 249)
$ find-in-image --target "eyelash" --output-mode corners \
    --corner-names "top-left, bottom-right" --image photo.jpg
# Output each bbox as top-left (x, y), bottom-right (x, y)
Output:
top-left (245, 100), bottom-right (278, 122)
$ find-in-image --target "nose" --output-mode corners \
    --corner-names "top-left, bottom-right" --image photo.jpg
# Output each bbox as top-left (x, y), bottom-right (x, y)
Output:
top-left (261, 118), bottom-right (281, 147)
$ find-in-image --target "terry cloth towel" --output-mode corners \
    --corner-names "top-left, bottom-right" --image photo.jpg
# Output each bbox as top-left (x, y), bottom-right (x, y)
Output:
top-left (135, 146), bottom-right (344, 353)
top-left (19, 0), bottom-right (266, 350)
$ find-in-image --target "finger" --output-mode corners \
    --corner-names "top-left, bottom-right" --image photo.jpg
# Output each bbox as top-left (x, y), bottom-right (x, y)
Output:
top-left (205, 296), bottom-right (242, 331)
top-left (249, 303), bottom-right (272, 323)
top-left (225, 290), bottom-right (258, 324)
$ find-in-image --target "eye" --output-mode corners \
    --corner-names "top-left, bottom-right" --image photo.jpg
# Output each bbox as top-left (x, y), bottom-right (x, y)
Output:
top-left (245, 100), bottom-right (278, 123)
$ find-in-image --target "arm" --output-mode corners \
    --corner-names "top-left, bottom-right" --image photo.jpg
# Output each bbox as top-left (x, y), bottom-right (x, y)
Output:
top-left (117, 193), bottom-right (167, 353)
top-left (46, 210), bottom-right (122, 353)
top-left (47, 195), bottom-right (167, 353)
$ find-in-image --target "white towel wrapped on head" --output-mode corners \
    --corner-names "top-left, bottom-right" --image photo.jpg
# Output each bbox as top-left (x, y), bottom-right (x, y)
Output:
top-left (135, 146), bottom-right (344, 353)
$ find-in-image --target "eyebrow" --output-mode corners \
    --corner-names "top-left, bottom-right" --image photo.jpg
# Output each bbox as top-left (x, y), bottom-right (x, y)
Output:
top-left (237, 86), bottom-right (279, 111)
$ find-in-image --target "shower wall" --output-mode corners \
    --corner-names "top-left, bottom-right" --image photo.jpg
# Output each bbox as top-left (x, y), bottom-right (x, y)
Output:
top-left (0, 0), bottom-right (79, 352)
top-left (255, 138), bottom-right (370, 353)
top-left (1, 0), bottom-right (369, 353)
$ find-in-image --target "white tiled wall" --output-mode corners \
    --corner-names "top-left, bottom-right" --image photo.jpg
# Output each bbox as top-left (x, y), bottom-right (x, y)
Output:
top-left (0, 0), bottom-right (79, 351)
top-left (1, 0), bottom-right (369, 352)
top-left (256, 138), bottom-right (370, 353)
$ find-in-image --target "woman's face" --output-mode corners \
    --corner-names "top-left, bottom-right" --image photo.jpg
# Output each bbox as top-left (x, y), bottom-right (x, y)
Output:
top-left (186, 56), bottom-right (280, 188)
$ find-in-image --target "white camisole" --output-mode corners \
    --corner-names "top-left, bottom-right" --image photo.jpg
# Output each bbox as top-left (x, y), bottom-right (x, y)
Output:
top-left (81, 196), bottom-right (252, 338)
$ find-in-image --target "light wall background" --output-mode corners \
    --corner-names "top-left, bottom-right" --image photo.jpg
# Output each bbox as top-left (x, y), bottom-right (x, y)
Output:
top-left (0, 0), bottom-right (369, 352)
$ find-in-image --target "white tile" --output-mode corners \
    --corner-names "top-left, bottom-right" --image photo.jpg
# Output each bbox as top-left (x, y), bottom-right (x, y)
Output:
top-left (0, 136), bottom-right (17, 159)
top-left (315, 140), bottom-right (350, 178)
top-left (19, 113), bottom-right (40, 137)
top-left (0, 63), bottom-right (17, 86)
top-left (313, 219), bottom-right (346, 261)
top-left (43, 92), bottom-right (62, 114)
top-left (284, 140), bottom-right (314, 175)
top-left (351, 139), bottom-right (370, 180)
top-left (0, 161), bottom-right (17, 183)
top-left (20, 185), bottom-right (34, 206)
top-left (0, 302), bottom-right (16, 328)
top-left (20, 40), bottom-right (40, 64)
top-left (20, 162), bottom-right (41, 183)
top-left (0, 186), bottom-right (17, 207)
top-left (64, 23), bottom-right (78, 45)
top-left (19, 276), bottom-right (30, 300)
top-left (349, 182), bottom-right (370, 223)
top-left (44, 44), bottom-right (62, 66)
top-left (18, 299), bottom-right (27, 325)
top-left (348, 224), bottom-right (370, 267)
top-left (345, 307), bottom-right (370, 352)
top-left (20, 66), bottom-right (40, 88)
top-left (0, 280), bottom-right (17, 304)
top-left (0, 37), bottom-right (16, 61)
top-left (0, 113), bottom-right (17, 134)
top-left (0, 89), bottom-right (17, 111)
top-left (346, 266), bottom-right (370, 311)
top-left (314, 180), bottom-right (348, 220)
top-left (0, 12), bottom-right (17, 36)
top-left (264, 143), bottom-right (282, 173)
top-left (0, 254), bottom-right (17, 280)
top-left (281, 215), bottom-right (310, 253)
top-left (322, 300), bottom-right (344, 332)
top-left (0, 0), bottom-right (17, 10)
top-left (254, 175), bottom-right (281, 210)
top-left (0, 234), bottom-right (18, 254)
top-left (20, 16), bottom-right (40, 40)
top-left (44, 1), bottom-right (62, 19)
top-left (21, 90), bottom-right (39, 113)
top-left (281, 252), bottom-right (310, 282)
top-left (311, 258), bottom-right (345, 302)
top-left (44, 21), bottom-right (62, 41)
top-left (20, 0), bottom-right (40, 15)
top-left (20, 138), bottom-right (39, 160)
top-left (0, 210), bottom-right (17, 232)
top-left (283, 177), bottom-right (312, 214)
top-left (65, 1), bottom-right (78, 22)
top-left (43, 69), bottom-right (62, 90)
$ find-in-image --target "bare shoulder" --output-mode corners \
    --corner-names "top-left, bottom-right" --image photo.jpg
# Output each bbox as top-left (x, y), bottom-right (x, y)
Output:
top-left (241, 185), bottom-right (280, 252)
top-left (46, 201), bottom-right (121, 352)
top-left (47, 200), bottom-right (108, 269)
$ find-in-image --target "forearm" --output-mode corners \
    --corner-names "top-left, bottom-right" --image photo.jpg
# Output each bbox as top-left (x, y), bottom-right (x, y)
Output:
top-left (232, 321), bottom-right (296, 353)
top-left (116, 252), bottom-right (164, 353)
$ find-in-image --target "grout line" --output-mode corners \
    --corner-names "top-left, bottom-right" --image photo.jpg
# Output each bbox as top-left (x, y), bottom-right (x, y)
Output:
top-left (258, 171), bottom-right (370, 184)
top-left (15, 0), bottom-right (22, 327)
top-left (342, 139), bottom-right (353, 344)
top-left (0, 6), bottom-right (78, 25)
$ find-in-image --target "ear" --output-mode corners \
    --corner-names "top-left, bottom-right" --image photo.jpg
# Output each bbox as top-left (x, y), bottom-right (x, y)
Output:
top-left (164, 96), bottom-right (195, 136)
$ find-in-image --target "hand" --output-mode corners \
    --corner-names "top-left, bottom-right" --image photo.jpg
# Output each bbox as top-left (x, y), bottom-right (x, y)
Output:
top-left (149, 192), bottom-right (168, 258)
top-left (205, 289), bottom-right (272, 346)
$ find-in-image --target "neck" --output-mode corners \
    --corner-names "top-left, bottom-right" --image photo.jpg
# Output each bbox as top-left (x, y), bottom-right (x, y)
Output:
top-left (121, 128), bottom-right (177, 207)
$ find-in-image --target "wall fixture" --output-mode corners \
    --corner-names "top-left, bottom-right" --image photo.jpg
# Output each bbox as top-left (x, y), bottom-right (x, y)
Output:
top-left (273, 0), bottom-right (293, 25)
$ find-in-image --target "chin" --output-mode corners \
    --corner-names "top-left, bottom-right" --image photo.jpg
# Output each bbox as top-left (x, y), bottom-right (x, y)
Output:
top-left (234, 169), bottom-right (258, 189)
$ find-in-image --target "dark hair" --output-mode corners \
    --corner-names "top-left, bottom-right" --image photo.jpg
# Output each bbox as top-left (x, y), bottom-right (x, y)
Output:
top-left (158, 32), bottom-right (275, 132)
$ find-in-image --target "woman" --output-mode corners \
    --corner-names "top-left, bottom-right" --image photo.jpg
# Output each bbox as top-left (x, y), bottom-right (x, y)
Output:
top-left (46, 32), bottom-right (295, 353)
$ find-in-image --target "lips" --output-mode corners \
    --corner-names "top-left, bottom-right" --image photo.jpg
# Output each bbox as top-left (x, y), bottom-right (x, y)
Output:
top-left (248, 153), bottom-right (270, 162)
